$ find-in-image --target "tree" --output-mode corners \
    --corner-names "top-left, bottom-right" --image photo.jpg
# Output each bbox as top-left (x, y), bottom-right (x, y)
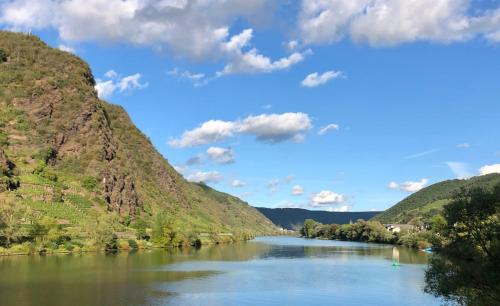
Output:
top-left (0, 199), bottom-right (25, 247)
top-left (301, 219), bottom-right (318, 238)
top-left (425, 184), bottom-right (500, 306)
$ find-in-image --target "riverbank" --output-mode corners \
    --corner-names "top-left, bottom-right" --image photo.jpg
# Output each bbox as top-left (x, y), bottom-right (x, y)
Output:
top-left (300, 219), bottom-right (434, 250)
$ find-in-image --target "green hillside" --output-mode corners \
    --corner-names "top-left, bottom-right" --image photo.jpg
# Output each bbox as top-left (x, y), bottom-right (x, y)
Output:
top-left (0, 31), bottom-right (276, 253)
top-left (372, 173), bottom-right (500, 223)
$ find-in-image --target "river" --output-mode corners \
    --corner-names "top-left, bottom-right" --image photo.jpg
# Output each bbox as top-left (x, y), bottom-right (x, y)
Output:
top-left (0, 236), bottom-right (440, 306)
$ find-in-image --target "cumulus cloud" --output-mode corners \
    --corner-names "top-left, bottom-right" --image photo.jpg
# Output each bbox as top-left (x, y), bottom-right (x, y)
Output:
top-left (388, 178), bottom-right (429, 193)
top-left (187, 171), bottom-right (222, 184)
top-left (311, 190), bottom-right (346, 205)
top-left (292, 185), bottom-right (304, 196)
top-left (94, 71), bottom-right (148, 99)
top-left (297, 0), bottom-right (500, 46)
top-left (0, 2), bottom-right (309, 78)
top-left (169, 112), bottom-right (312, 148)
top-left (168, 120), bottom-right (235, 148)
top-left (231, 179), bottom-right (246, 188)
top-left (301, 70), bottom-right (343, 87)
top-left (446, 161), bottom-right (471, 179)
top-left (0, 0), bottom-right (274, 60)
top-left (478, 164), bottom-right (500, 175)
top-left (318, 123), bottom-right (340, 135)
top-left (217, 29), bottom-right (308, 75)
top-left (206, 147), bottom-right (235, 164)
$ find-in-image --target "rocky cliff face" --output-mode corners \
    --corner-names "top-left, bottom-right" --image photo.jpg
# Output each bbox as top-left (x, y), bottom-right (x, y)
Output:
top-left (0, 31), bottom-right (275, 234)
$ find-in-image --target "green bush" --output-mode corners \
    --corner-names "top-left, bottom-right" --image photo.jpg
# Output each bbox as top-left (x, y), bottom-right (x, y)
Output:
top-left (127, 239), bottom-right (138, 249)
top-left (0, 49), bottom-right (7, 62)
top-left (82, 176), bottom-right (98, 191)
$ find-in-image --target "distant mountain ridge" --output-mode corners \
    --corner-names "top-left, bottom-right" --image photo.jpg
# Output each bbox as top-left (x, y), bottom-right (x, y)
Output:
top-left (256, 207), bottom-right (382, 230)
top-left (372, 173), bottom-right (500, 224)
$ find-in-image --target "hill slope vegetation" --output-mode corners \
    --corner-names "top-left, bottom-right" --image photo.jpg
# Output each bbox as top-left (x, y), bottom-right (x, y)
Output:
top-left (0, 31), bottom-right (275, 252)
top-left (372, 173), bottom-right (500, 223)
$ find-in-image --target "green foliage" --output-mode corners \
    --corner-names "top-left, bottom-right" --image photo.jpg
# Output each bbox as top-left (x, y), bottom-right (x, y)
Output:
top-left (374, 174), bottom-right (500, 223)
top-left (301, 219), bottom-right (395, 244)
top-left (0, 199), bottom-right (25, 247)
top-left (32, 147), bottom-right (57, 164)
top-left (0, 30), bottom-right (277, 255)
top-left (0, 130), bottom-right (8, 147)
top-left (425, 184), bottom-right (500, 306)
top-left (33, 161), bottom-right (58, 182)
top-left (151, 213), bottom-right (188, 247)
top-left (0, 48), bottom-right (7, 62)
top-left (82, 176), bottom-right (98, 191)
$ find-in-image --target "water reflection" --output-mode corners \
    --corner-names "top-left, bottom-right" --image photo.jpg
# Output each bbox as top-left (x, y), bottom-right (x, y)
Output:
top-left (0, 237), bottom-right (437, 306)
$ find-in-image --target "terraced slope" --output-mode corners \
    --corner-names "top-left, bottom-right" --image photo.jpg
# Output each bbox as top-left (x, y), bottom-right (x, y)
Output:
top-left (0, 31), bottom-right (276, 242)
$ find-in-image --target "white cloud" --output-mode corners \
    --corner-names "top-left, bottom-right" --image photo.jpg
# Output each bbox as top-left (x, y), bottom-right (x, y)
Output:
top-left (456, 143), bottom-right (470, 149)
top-left (187, 171), bottom-right (222, 184)
top-left (311, 190), bottom-right (346, 205)
top-left (94, 71), bottom-right (147, 99)
top-left (301, 70), bottom-right (343, 87)
top-left (206, 147), bottom-right (235, 164)
top-left (231, 179), bottom-right (246, 188)
top-left (405, 148), bottom-right (439, 159)
top-left (237, 113), bottom-right (312, 143)
top-left (168, 120), bottom-right (236, 148)
top-left (58, 44), bottom-right (75, 53)
top-left (318, 123), bottom-right (340, 135)
top-left (478, 164), bottom-right (500, 175)
top-left (169, 112), bottom-right (312, 148)
top-left (327, 205), bottom-right (350, 212)
top-left (217, 29), bottom-right (308, 75)
top-left (446, 161), bottom-right (471, 179)
top-left (285, 40), bottom-right (299, 51)
top-left (292, 185), bottom-right (304, 196)
top-left (104, 70), bottom-right (118, 79)
top-left (297, 0), bottom-right (500, 46)
top-left (94, 80), bottom-right (117, 99)
top-left (388, 178), bottom-right (429, 193)
top-left (0, 0), bottom-right (273, 61)
top-left (168, 68), bottom-right (207, 86)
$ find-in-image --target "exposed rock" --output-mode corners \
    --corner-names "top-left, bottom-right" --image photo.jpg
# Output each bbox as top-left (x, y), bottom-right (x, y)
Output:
top-left (102, 172), bottom-right (141, 216)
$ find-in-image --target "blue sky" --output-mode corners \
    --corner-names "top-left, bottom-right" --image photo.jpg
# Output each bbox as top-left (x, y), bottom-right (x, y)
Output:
top-left (1, 0), bottom-right (499, 211)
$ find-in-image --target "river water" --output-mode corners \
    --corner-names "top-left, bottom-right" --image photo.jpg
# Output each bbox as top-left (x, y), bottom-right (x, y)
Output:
top-left (0, 236), bottom-right (440, 306)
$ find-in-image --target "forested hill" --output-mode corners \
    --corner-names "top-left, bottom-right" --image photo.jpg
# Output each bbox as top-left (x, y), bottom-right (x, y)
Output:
top-left (256, 207), bottom-right (381, 230)
top-left (372, 173), bottom-right (500, 224)
top-left (0, 31), bottom-right (276, 250)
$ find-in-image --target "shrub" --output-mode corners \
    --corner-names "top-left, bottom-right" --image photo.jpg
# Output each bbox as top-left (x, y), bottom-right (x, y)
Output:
top-left (82, 176), bottom-right (98, 191)
top-left (127, 239), bottom-right (138, 249)
top-left (0, 49), bottom-right (7, 62)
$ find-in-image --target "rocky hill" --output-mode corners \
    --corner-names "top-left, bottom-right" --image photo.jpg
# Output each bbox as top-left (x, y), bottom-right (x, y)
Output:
top-left (372, 173), bottom-right (500, 224)
top-left (0, 31), bottom-right (276, 249)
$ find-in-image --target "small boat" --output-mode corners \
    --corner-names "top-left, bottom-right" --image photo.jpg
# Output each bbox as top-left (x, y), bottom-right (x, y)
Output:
top-left (423, 247), bottom-right (433, 254)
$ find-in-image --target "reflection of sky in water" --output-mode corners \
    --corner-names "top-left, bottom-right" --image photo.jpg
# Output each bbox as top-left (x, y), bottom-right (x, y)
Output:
top-left (0, 237), bottom-right (439, 306)
top-left (151, 237), bottom-right (438, 306)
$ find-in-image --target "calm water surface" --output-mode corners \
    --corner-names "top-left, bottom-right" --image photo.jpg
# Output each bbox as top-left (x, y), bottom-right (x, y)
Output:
top-left (0, 237), bottom-right (440, 306)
